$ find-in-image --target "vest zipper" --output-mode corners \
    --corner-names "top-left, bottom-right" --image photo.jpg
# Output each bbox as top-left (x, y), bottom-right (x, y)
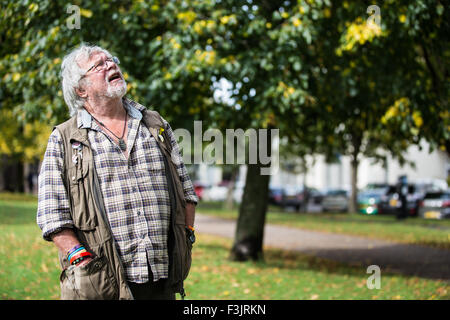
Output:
top-left (91, 156), bottom-right (134, 299)
top-left (162, 151), bottom-right (185, 296)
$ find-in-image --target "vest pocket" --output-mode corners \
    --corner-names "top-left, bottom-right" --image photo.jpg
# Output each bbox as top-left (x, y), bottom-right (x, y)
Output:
top-left (60, 255), bottom-right (118, 300)
top-left (174, 223), bottom-right (193, 281)
top-left (67, 162), bottom-right (98, 231)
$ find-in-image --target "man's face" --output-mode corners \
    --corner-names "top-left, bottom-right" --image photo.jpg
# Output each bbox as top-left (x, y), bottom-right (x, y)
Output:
top-left (77, 51), bottom-right (127, 100)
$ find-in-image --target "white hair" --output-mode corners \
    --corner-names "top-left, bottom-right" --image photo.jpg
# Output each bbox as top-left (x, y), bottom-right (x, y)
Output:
top-left (60, 44), bottom-right (113, 116)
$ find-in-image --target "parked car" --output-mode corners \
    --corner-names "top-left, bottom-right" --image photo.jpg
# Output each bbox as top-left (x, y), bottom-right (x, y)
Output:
top-left (322, 189), bottom-right (349, 212)
top-left (269, 187), bottom-right (285, 206)
top-left (202, 184), bottom-right (228, 201)
top-left (281, 186), bottom-right (304, 211)
top-left (378, 185), bottom-right (397, 214)
top-left (379, 183), bottom-right (444, 216)
top-left (418, 190), bottom-right (450, 220)
top-left (307, 187), bottom-right (325, 205)
top-left (193, 182), bottom-right (207, 201)
top-left (358, 184), bottom-right (392, 215)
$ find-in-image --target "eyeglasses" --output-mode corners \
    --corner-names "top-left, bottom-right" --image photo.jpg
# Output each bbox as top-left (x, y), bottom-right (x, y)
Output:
top-left (85, 56), bottom-right (120, 73)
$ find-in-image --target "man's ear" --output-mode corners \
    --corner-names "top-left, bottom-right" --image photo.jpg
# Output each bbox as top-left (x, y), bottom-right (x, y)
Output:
top-left (75, 86), bottom-right (87, 99)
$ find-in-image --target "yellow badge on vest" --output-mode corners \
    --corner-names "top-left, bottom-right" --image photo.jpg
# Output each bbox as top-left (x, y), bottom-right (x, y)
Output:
top-left (158, 127), bottom-right (165, 142)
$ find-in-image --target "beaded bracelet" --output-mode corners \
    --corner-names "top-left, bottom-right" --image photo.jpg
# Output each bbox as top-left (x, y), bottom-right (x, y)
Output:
top-left (72, 255), bottom-right (91, 266)
top-left (72, 257), bottom-right (84, 265)
top-left (70, 251), bottom-right (93, 265)
top-left (66, 244), bottom-right (93, 265)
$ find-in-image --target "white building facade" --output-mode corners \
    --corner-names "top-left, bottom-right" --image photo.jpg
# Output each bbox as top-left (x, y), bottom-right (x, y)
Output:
top-left (195, 139), bottom-right (449, 192)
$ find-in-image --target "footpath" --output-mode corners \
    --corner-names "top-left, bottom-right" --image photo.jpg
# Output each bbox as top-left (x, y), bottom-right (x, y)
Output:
top-left (195, 213), bottom-right (450, 281)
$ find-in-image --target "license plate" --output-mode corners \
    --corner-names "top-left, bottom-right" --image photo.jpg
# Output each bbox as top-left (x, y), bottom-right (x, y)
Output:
top-left (389, 199), bottom-right (397, 206)
top-left (424, 211), bottom-right (441, 219)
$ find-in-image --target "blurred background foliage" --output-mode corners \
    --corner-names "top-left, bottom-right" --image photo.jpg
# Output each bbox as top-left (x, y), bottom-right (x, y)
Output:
top-left (1, 0), bottom-right (448, 153)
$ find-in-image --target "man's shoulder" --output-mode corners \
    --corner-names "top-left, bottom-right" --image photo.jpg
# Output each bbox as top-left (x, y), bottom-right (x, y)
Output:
top-left (52, 116), bottom-right (83, 149)
top-left (54, 116), bottom-right (78, 133)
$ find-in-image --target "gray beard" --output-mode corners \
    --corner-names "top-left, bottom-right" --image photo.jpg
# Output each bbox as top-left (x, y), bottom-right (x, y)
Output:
top-left (105, 79), bottom-right (127, 99)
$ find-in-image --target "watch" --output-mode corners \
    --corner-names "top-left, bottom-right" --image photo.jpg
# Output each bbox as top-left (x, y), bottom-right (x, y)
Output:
top-left (186, 226), bottom-right (196, 244)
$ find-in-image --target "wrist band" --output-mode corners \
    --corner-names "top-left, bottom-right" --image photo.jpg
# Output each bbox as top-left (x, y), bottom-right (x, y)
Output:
top-left (68, 249), bottom-right (87, 264)
top-left (70, 251), bottom-right (92, 265)
top-left (187, 225), bottom-right (195, 232)
top-left (67, 247), bottom-right (86, 260)
top-left (67, 246), bottom-right (87, 262)
top-left (66, 244), bottom-right (83, 258)
top-left (70, 252), bottom-right (92, 265)
top-left (72, 255), bottom-right (89, 266)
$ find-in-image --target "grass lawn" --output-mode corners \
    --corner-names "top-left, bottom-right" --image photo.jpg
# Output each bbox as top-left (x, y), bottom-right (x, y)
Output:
top-left (197, 202), bottom-right (450, 250)
top-left (0, 193), bottom-right (448, 300)
top-left (0, 197), bottom-right (60, 300)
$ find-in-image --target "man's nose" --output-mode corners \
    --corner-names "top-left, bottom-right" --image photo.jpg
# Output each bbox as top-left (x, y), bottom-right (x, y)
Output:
top-left (106, 59), bottom-right (117, 71)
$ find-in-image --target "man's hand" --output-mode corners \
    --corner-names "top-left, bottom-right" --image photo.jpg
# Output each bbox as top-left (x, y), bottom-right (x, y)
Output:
top-left (51, 228), bottom-right (82, 254)
top-left (51, 228), bottom-right (93, 266)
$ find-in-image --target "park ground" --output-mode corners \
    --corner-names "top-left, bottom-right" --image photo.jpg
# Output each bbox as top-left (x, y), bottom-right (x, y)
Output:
top-left (0, 193), bottom-right (448, 300)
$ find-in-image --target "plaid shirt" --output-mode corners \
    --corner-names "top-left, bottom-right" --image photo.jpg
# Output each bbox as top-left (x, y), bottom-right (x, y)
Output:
top-left (37, 98), bottom-right (198, 283)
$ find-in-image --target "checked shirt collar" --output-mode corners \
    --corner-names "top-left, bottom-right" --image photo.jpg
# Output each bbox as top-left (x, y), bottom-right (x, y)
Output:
top-left (77, 97), bottom-right (144, 130)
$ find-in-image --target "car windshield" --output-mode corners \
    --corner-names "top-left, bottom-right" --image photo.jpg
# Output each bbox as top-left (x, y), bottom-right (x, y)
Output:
top-left (284, 187), bottom-right (299, 196)
top-left (365, 183), bottom-right (389, 190)
top-left (361, 188), bottom-right (387, 196)
top-left (327, 190), bottom-right (346, 196)
top-left (363, 188), bottom-right (387, 195)
top-left (424, 192), bottom-right (450, 200)
top-left (270, 188), bottom-right (283, 195)
top-left (386, 186), bottom-right (396, 194)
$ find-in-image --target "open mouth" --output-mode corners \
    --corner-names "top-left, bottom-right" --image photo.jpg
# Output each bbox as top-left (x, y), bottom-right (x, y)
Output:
top-left (108, 73), bottom-right (122, 83)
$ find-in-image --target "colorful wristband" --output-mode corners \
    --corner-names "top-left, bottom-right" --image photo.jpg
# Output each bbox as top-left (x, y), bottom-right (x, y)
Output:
top-left (66, 244), bottom-right (83, 258)
top-left (70, 251), bottom-right (92, 265)
top-left (67, 247), bottom-right (87, 263)
top-left (70, 252), bottom-right (91, 265)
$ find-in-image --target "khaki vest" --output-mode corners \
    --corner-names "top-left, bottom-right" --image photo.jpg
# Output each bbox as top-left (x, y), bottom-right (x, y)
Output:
top-left (55, 109), bottom-right (192, 300)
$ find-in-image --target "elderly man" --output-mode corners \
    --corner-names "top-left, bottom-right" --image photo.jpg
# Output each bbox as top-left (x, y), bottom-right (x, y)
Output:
top-left (37, 44), bottom-right (198, 300)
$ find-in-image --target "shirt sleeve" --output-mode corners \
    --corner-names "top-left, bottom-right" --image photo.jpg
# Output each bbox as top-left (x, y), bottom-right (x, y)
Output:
top-left (162, 119), bottom-right (199, 205)
top-left (36, 129), bottom-right (74, 241)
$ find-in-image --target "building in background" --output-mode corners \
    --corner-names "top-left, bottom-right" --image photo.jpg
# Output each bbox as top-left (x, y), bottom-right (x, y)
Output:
top-left (194, 139), bottom-right (449, 197)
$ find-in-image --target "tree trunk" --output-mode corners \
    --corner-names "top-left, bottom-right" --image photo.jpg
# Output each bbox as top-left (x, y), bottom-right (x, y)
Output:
top-left (349, 155), bottom-right (359, 214)
top-left (348, 132), bottom-right (362, 214)
top-left (230, 129), bottom-right (272, 262)
top-left (301, 164), bottom-right (309, 213)
top-left (229, 162), bottom-right (270, 261)
top-left (0, 155), bottom-right (6, 191)
top-left (1, 155), bottom-right (24, 192)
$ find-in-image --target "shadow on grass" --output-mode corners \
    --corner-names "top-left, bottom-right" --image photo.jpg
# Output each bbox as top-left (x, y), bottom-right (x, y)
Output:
top-left (198, 239), bottom-right (450, 282)
top-left (261, 245), bottom-right (450, 281)
top-left (198, 242), bottom-right (376, 279)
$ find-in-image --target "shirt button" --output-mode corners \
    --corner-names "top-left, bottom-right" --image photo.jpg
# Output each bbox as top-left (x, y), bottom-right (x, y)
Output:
top-left (132, 186), bottom-right (137, 192)
top-left (137, 210), bottom-right (141, 216)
